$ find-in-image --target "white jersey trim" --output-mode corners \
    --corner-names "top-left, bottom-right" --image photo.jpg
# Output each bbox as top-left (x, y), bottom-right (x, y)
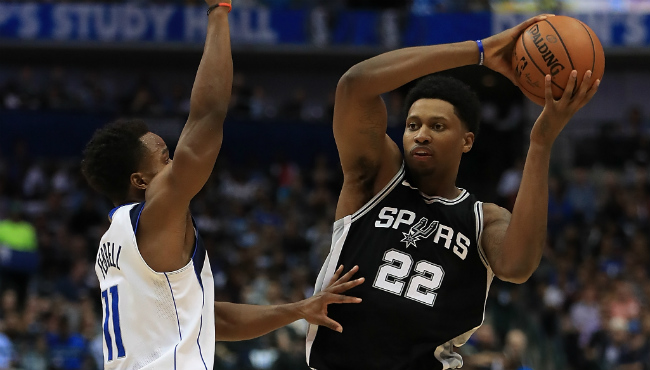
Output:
top-left (306, 214), bottom-right (352, 366)
top-left (473, 201), bottom-right (489, 269)
top-left (347, 163), bottom-right (405, 223)
top-left (401, 181), bottom-right (469, 205)
top-left (434, 266), bottom-right (494, 369)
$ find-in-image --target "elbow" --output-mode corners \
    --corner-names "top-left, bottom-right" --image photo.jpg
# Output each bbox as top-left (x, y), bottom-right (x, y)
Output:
top-left (493, 266), bottom-right (534, 285)
top-left (337, 65), bottom-right (369, 94)
top-left (190, 90), bottom-right (231, 121)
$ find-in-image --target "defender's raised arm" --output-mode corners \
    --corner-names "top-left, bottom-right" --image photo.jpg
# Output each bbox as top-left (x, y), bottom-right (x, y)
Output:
top-left (164, 2), bottom-right (233, 202)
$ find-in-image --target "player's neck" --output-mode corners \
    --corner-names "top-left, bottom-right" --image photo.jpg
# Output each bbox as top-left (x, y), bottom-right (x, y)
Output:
top-left (411, 172), bottom-right (460, 199)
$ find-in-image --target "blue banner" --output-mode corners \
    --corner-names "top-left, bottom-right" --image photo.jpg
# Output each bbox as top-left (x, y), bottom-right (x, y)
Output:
top-left (0, 4), bottom-right (306, 45)
top-left (492, 12), bottom-right (650, 47)
top-left (1, 4), bottom-right (649, 47)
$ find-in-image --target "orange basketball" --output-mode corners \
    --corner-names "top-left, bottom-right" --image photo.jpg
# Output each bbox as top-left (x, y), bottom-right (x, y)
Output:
top-left (512, 15), bottom-right (605, 106)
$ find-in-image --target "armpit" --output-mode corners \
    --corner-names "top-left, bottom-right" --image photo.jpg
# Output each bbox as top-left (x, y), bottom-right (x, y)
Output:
top-left (480, 203), bottom-right (512, 269)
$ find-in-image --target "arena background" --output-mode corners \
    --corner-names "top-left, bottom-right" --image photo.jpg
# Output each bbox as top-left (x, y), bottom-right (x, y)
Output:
top-left (1, 1), bottom-right (649, 369)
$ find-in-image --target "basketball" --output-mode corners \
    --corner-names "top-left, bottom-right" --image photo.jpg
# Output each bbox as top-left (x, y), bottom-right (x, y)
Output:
top-left (512, 15), bottom-right (605, 106)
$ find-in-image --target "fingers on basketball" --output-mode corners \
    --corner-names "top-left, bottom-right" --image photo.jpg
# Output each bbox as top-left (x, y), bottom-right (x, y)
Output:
top-left (519, 14), bottom-right (551, 31)
top-left (562, 70), bottom-right (578, 100)
top-left (512, 16), bottom-right (605, 107)
top-left (544, 75), bottom-right (553, 102)
top-left (575, 70), bottom-right (593, 98)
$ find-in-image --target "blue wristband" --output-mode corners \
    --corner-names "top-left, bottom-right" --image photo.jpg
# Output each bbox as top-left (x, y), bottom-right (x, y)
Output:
top-left (475, 40), bottom-right (484, 66)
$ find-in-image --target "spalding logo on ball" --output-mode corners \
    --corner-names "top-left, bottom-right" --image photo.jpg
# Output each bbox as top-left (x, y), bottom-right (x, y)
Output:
top-left (512, 15), bottom-right (605, 106)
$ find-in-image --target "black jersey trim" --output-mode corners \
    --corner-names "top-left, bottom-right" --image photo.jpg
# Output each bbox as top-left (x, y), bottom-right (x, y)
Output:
top-left (350, 164), bottom-right (405, 223)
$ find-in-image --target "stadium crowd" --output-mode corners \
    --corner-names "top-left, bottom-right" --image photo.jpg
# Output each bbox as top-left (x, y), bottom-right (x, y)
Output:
top-left (1, 61), bottom-right (650, 370)
top-left (0, 67), bottom-right (341, 124)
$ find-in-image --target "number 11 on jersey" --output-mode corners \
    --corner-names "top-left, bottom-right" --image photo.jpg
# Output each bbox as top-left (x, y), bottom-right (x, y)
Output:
top-left (102, 285), bottom-right (126, 361)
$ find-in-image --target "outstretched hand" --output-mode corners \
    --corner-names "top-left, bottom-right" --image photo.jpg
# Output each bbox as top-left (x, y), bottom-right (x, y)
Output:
top-left (531, 70), bottom-right (600, 146)
top-left (297, 265), bottom-right (364, 333)
top-left (482, 14), bottom-right (554, 85)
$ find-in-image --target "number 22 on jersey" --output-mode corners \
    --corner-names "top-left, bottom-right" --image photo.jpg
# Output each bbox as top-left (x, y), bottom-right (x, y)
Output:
top-left (102, 285), bottom-right (126, 361)
top-left (373, 249), bottom-right (445, 306)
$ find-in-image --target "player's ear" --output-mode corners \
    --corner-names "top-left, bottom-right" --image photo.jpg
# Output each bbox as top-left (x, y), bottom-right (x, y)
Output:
top-left (130, 172), bottom-right (149, 190)
top-left (462, 132), bottom-right (474, 153)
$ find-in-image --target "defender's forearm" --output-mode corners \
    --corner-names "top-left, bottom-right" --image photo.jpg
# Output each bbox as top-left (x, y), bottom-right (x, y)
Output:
top-left (188, 7), bottom-right (233, 122)
top-left (214, 302), bottom-right (302, 341)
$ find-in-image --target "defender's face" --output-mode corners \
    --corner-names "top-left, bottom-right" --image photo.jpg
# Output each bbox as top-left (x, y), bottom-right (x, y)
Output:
top-left (402, 99), bottom-right (472, 176)
top-left (138, 132), bottom-right (171, 180)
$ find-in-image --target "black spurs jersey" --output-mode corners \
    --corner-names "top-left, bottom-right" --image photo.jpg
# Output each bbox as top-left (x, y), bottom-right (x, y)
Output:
top-left (306, 164), bottom-right (494, 370)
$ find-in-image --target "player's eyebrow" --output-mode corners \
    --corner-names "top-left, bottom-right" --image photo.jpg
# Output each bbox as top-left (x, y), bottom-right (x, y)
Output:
top-left (407, 114), bottom-right (448, 121)
top-left (161, 147), bottom-right (169, 156)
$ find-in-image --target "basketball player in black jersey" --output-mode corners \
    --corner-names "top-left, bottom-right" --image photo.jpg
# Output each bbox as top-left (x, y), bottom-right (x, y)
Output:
top-left (306, 15), bottom-right (600, 370)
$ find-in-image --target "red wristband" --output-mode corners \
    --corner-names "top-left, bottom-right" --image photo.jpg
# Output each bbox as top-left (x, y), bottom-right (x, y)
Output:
top-left (207, 2), bottom-right (232, 15)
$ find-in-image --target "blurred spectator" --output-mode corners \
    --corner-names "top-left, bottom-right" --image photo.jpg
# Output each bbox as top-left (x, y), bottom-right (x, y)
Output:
top-left (566, 167), bottom-right (597, 224)
top-left (496, 158), bottom-right (523, 211)
top-left (20, 335), bottom-right (47, 370)
top-left (501, 329), bottom-right (531, 370)
top-left (0, 201), bottom-right (39, 308)
top-left (0, 328), bottom-right (14, 370)
top-left (570, 285), bottom-right (601, 347)
top-left (280, 88), bottom-right (307, 120)
top-left (609, 280), bottom-right (641, 322)
top-left (45, 315), bottom-right (88, 370)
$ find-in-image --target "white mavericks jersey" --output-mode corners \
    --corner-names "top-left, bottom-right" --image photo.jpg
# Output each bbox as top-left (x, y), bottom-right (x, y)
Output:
top-left (95, 202), bottom-right (215, 370)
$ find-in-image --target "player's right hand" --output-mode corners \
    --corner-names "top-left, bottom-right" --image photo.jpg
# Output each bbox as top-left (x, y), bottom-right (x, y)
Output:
top-left (482, 14), bottom-right (554, 85)
top-left (297, 265), bottom-right (364, 333)
top-left (531, 70), bottom-right (600, 147)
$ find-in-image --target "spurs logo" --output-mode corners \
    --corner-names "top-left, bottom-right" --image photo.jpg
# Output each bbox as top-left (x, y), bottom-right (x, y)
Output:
top-left (400, 217), bottom-right (439, 248)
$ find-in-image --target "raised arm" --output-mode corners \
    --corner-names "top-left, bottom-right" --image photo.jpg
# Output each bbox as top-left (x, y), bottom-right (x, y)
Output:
top-left (333, 15), bottom-right (548, 218)
top-left (163, 2), bottom-right (233, 202)
top-left (134, 1), bottom-right (233, 272)
top-left (482, 71), bottom-right (600, 284)
top-left (214, 266), bottom-right (364, 341)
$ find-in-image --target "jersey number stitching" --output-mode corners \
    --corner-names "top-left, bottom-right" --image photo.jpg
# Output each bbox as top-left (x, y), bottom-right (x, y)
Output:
top-left (102, 285), bottom-right (126, 361)
top-left (372, 249), bottom-right (445, 306)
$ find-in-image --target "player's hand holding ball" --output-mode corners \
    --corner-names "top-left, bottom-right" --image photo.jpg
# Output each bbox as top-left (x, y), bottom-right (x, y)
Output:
top-left (511, 15), bottom-right (605, 106)
top-left (480, 14), bottom-right (604, 108)
top-left (480, 14), bottom-right (555, 86)
top-left (530, 70), bottom-right (599, 147)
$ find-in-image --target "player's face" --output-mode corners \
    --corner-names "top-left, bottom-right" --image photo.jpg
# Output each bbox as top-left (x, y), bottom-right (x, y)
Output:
top-left (402, 99), bottom-right (473, 177)
top-left (138, 132), bottom-right (172, 180)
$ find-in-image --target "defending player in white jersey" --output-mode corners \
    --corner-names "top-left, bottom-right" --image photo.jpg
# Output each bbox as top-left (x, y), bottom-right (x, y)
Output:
top-left (81, 1), bottom-right (364, 369)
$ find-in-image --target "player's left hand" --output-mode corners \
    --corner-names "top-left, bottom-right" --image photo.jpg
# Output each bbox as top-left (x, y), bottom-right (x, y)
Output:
top-left (482, 14), bottom-right (554, 85)
top-left (296, 265), bottom-right (364, 333)
top-left (531, 70), bottom-right (600, 147)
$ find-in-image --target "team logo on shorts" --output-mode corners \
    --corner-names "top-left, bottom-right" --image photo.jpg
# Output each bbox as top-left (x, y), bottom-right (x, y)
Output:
top-left (400, 217), bottom-right (439, 248)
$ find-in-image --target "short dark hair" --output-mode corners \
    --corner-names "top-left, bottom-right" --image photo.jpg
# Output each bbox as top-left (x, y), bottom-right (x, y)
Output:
top-left (403, 75), bottom-right (481, 136)
top-left (81, 119), bottom-right (149, 204)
